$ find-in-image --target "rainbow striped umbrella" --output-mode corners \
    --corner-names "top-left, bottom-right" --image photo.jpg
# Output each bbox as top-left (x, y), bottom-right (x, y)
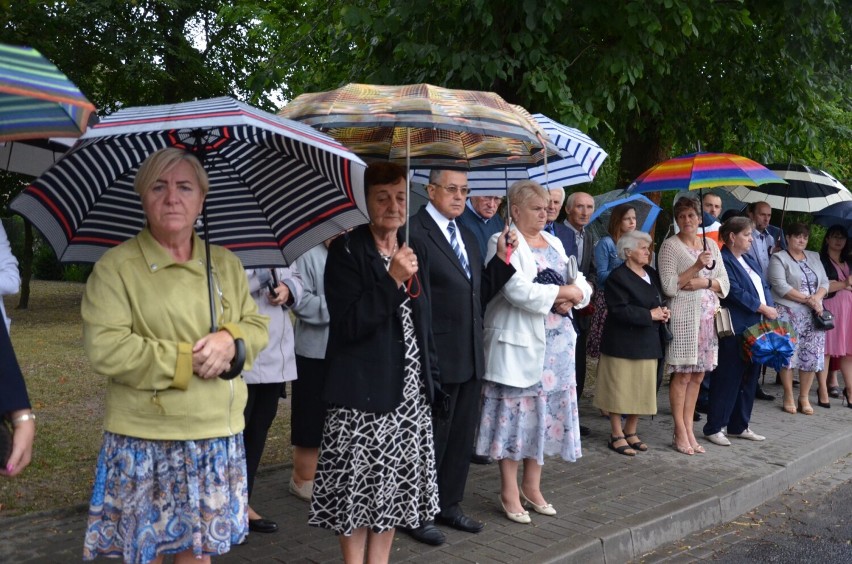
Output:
top-left (0, 43), bottom-right (95, 141)
top-left (626, 152), bottom-right (786, 194)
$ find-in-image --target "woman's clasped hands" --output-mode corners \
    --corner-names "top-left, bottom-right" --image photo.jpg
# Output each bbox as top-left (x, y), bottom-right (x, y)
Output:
top-left (192, 330), bottom-right (237, 379)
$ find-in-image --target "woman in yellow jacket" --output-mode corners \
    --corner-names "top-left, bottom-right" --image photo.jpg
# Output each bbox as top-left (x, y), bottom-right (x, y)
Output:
top-left (81, 148), bottom-right (269, 564)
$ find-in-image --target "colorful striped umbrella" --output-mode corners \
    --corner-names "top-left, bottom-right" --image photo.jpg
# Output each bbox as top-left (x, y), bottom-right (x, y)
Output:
top-left (278, 83), bottom-right (560, 169)
top-left (0, 43), bottom-right (96, 141)
top-left (626, 152), bottom-right (786, 194)
top-left (626, 152), bottom-right (786, 262)
top-left (10, 96), bottom-right (367, 267)
top-left (410, 112), bottom-right (608, 194)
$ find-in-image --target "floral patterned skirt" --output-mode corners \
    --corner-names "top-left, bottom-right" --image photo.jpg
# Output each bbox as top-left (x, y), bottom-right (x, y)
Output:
top-left (82, 432), bottom-right (248, 564)
top-left (777, 304), bottom-right (825, 372)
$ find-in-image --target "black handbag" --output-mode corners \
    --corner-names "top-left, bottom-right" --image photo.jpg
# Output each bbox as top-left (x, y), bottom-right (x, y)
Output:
top-left (813, 309), bottom-right (835, 331)
top-left (660, 321), bottom-right (674, 343)
top-left (0, 419), bottom-right (11, 467)
top-left (796, 254), bottom-right (834, 331)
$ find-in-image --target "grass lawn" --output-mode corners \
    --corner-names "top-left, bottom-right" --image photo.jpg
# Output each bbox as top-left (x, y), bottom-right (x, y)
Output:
top-left (0, 280), bottom-right (293, 516)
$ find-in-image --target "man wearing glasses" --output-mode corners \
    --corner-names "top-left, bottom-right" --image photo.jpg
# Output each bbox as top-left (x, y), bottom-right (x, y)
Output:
top-left (404, 169), bottom-right (515, 545)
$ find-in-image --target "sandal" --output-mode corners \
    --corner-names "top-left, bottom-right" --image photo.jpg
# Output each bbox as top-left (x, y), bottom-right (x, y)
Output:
top-left (690, 442), bottom-right (706, 454)
top-left (828, 386), bottom-right (842, 399)
top-left (671, 434), bottom-right (694, 456)
top-left (624, 433), bottom-right (648, 452)
top-left (797, 399), bottom-right (814, 415)
top-left (608, 435), bottom-right (636, 457)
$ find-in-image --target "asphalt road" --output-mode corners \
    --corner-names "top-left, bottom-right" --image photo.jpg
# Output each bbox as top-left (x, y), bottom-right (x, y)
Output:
top-left (634, 453), bottom-right (852, 563)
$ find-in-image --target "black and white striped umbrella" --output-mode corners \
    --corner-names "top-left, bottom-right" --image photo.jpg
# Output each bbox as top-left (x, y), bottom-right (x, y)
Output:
top-left (10, 97), bottom-right (367, 267)
top-left (723, 163), bottom-right (849, 213)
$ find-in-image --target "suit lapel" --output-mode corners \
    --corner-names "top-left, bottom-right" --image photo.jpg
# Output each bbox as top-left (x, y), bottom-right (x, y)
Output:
top-left (419, 210), bottom-right (471, 282)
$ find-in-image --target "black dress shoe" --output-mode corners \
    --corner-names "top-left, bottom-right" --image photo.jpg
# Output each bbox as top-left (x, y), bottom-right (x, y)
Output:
top-left (248, 518), bottom-right (279, 533)
top-left (580, 425), bottom-right (591, 437)
top-left (471, 453), bottom-right (493, 465)
top-left (399, 521), bottom-right (446, 545)
top-left (754, 388), bottom-right (775, 401)
top-left (436, 512), bottom-right (484, 533)
top-left (693, 412), bottom-right (702, 421)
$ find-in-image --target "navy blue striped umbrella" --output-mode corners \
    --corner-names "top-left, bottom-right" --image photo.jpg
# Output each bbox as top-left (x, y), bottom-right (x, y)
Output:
top-left (10, 97), bottom-right (368, 267)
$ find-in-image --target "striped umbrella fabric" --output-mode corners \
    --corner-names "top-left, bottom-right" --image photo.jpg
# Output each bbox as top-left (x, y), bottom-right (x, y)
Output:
top-left (627, 152), bottom-right (786, 194)
top-left (0, 43), bottom-right (95, 141)
top-left (10, 97), bottom-right (367, 267)
top-left (722, 163), bottom-right (850, 213)
top-left (279, 83), bottom-right (560, 169)
top-left (410, 112), bottom-right (608, 194)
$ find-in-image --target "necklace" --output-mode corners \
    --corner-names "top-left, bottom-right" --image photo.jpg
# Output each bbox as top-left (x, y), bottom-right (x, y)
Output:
top-left (376, 241), bottom-right (398, 258)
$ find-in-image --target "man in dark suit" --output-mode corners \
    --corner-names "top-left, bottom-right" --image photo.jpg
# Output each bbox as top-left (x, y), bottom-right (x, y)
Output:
top-left (405, 169), bottom-right (515, 545)
top-left (457, 195), bottom-right (504, 258)
top-left (563, 192), bottom-right (597, 435)
top-left (544, 188), bottom-right (577, 257)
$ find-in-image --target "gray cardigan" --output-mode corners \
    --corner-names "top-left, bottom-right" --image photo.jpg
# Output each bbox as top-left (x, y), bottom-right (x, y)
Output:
top-left (767, 249), bottom-right (829, 311)
top-left (291, 243), bottom-right (330, 359)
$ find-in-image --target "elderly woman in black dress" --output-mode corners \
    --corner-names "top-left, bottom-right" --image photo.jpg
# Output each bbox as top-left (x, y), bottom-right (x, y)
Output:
top-left (308, 162), bottom-right (439, 563)
top-left (593, 231), bottom-right (669, 456)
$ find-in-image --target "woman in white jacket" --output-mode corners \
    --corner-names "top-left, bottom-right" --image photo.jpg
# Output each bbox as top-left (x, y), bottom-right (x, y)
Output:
top-left (476, 181), bottom-right (591, 525)
top-left (242, 266), bottom-right (303, 534)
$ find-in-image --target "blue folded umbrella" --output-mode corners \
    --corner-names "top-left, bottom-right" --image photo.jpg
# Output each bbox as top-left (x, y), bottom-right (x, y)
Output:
top-left (750, 332), bottom-right (795, 373)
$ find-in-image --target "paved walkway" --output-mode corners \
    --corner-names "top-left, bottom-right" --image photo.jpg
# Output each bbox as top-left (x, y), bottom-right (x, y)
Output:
top-left (2, 382), bottom-right (851, 563)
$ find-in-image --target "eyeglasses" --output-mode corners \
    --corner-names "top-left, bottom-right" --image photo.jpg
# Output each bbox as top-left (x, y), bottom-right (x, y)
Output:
top-left (433, 183), bottom-right (470, 197)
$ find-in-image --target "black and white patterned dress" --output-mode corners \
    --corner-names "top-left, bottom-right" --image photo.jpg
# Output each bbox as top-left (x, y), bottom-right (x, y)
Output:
top-left (308, 288), bottom-right (439, 535)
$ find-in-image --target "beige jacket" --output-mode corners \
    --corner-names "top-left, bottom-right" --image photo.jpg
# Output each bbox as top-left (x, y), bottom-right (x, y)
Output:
top-left (658, 236), bottom-right (730, 367)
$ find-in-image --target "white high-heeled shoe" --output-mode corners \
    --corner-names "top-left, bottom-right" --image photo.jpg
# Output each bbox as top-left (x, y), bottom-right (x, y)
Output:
top-left (499, 497), bottom-right (531, 524)
top-left (520, 489), bottom-right (557, 516)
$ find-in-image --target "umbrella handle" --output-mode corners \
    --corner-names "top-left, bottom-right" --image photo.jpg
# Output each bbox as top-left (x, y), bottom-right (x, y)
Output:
top-left (218, 338), bottom-right (246, 380)
top-left (701, 232), bottom-right (717, 271)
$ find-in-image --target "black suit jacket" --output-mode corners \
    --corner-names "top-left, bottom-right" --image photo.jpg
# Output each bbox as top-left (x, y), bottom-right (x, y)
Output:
top-left (565, 223), bottom-right (597, 331)
top-left (0, 320), bottom-right (29, 415)
top-left (323, 225), bottom-right (438, 413)
top-left (409, 207), bottom-right (515, 385)
top-left (599, 263), bottom-right (665, 360)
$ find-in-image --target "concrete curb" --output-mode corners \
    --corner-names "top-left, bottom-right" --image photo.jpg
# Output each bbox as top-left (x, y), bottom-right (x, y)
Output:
top-left (536, 427), bottom-right (852, 563)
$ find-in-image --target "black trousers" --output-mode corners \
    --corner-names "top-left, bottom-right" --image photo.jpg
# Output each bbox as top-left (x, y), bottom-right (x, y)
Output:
top-left (243, 382), bottom-right (284, 498)
top-left (432, 377), bottom-right (482, 516)
top-left (575, 329), bottom-right (589, 398)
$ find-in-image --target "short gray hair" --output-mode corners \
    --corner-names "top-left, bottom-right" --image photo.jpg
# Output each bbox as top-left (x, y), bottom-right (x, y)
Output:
top-left (617, 230), bottom-right (653, 260)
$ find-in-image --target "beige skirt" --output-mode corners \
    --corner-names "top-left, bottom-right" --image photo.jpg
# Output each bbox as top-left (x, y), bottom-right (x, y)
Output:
top-left (593, 355), bottom-right (658, 415)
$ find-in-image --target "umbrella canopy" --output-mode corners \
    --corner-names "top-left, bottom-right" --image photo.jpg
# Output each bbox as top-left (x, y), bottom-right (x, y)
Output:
top-left (10, 96), bottom-right (367, 267)
top-left (813, 201), bottom-right (852, 236)
top-left (278, 83), bottom-right (560, 170)
top-left (627, 152), bottom-right (786, 194)
top-left (0, 136), bottom-right (74, 176)
top-left (589, 192), bottom-right (662, 236)
top-left (409, 112), bottom-right (608, 194)
top-left (722, 163), bottom-right (851, 213)
top-left (742, 319), bottom-right (798, 373)
top-left (626, 152), bottom-right (785, 263)
top-left (0, 43), bottom-right (96, 141)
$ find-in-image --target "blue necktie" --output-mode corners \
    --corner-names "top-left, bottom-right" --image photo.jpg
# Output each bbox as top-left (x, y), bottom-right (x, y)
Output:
top-left (447, 221), bottom-right (471, 278)
top-left (545, 222), bottom-right (555, 235)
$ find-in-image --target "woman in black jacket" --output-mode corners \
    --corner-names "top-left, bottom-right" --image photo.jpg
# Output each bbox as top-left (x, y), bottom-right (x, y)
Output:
top-left (593, 230), bottom-right (670, 456)
top-left (308, 163), bottom-right (440, 564)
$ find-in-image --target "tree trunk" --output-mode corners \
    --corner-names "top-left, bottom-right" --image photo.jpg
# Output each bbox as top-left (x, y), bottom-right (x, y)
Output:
top-left (17, 220), bottom-right (32, 310)
top-left (619, 122), bottom-right (670, 241)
